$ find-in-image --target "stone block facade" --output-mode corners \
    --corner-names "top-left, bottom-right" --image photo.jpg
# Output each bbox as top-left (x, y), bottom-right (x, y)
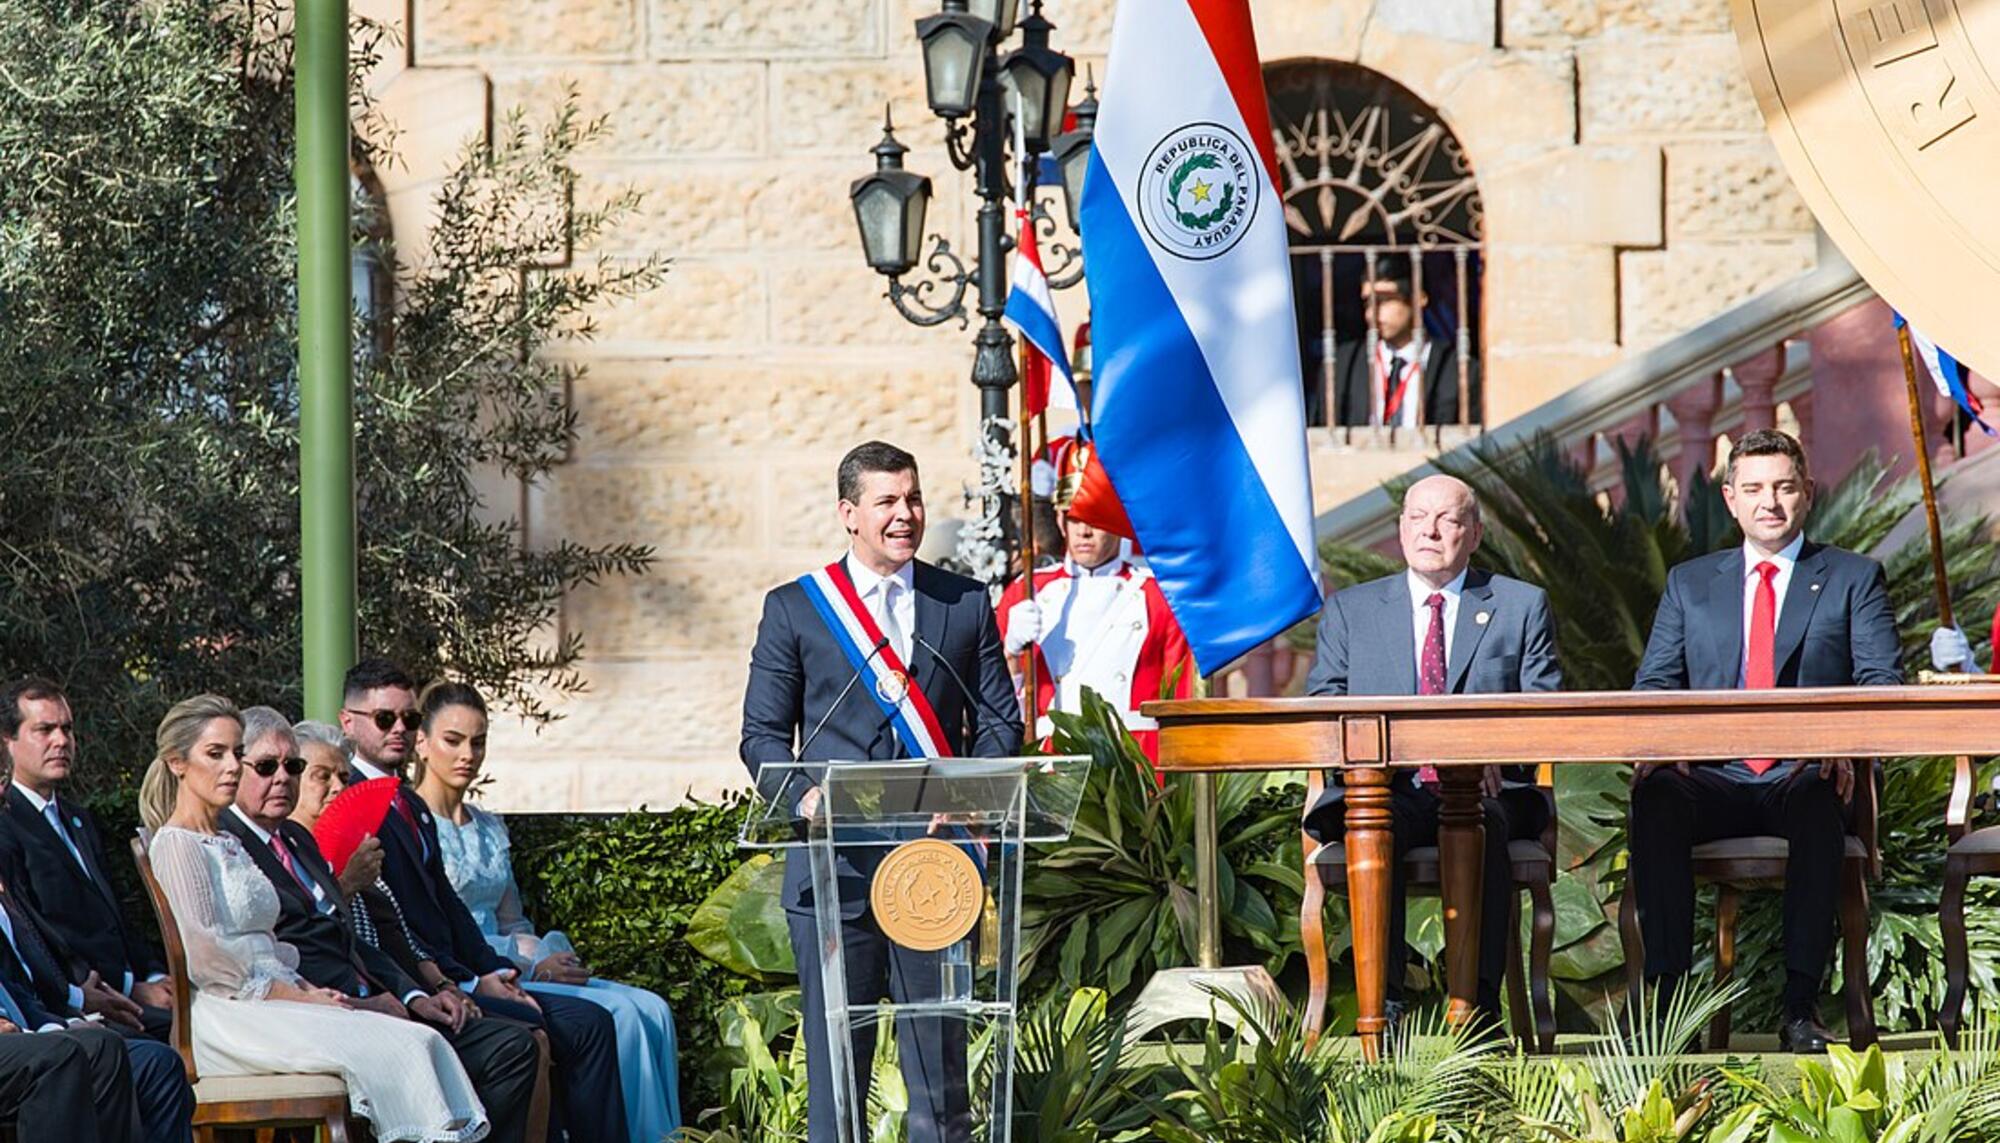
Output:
top-left (375, 0), bottom-right (1821, 809)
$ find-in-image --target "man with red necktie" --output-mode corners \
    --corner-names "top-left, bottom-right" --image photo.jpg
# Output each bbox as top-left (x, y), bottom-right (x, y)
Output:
top-left (1628, 429), bottom-right (1903, 1053)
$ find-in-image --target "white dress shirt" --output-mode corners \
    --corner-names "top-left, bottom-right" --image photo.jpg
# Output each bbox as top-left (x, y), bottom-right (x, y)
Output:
top-left (1406, 567), bottom-right (1468, 687)
top-left (1376, 339), bottom-right (1425, 428)
top-left (1738, 531), bottom-right (1805, 686)
top-left (351, 757), bottom-right (393, 782)
top-left (1041, 554), bottom-right (1133, 679)
top-left (846, 553), bottom-right (916, 663)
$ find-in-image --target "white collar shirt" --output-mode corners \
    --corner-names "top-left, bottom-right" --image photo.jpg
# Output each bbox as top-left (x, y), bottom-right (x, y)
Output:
top-left (846, 553), bottom-right (916, 663)
top-left (1738, 532), bottom-right (1806, 685)
top-left (1406, 566), bottom-right (1468, 688)
top-left (1377, 339), bottom-right (1424, 429)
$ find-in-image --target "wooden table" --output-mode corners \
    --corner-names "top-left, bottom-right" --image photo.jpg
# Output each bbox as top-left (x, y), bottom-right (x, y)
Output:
top-left (1145, 685), bottom-right (2000, 1055)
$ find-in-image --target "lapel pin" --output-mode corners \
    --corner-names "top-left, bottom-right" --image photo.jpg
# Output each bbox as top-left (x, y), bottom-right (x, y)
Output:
top-left (1810, 583), bottom-right (1821, 592)
top-left (1475, 611), bottom-right (1491, 626)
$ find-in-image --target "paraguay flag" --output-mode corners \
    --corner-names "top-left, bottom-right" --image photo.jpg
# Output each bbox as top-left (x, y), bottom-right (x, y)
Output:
top-left (1003, 207), bottom-right (1076, 416)
top-left (1895, 311), bottom-right (1995, 437)
top-left (1078, 0), bottom-right (1321, 673)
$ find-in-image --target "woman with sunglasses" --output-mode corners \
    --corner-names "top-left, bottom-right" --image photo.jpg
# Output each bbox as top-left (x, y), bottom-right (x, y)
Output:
top-left (139, 695), bottom-right (490, 1143)
top-left (411, 682), bottom-right (681, 1143)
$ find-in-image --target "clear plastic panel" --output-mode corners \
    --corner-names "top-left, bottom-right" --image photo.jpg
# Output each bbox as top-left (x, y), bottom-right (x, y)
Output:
top-left (740, 756), bottom-right (1089, 849)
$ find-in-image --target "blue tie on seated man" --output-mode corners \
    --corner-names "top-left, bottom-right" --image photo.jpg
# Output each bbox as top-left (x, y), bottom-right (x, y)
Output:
top-left (1627, 429), bottom-right (1903, 1053)
top-left (1303, 473), bottom-right (1563, 1030)
top-left (338, 658), bottom-right (630, 1143)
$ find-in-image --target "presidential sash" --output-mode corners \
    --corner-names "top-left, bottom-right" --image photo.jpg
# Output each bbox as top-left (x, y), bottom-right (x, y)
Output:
top-left (797, 561), bottom-right (951, 758)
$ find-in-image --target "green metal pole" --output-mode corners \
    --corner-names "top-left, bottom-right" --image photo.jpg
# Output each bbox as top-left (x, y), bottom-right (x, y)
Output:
top-left (297, 0), bottom-right (355, 722)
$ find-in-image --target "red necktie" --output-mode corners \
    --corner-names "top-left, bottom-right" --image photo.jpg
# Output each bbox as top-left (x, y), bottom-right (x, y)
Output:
top-left (1383, 357), bottom-right (1408, 421)
top-left (1744, 561), bottom-right (1780, 775)
top-left (1416, 592), bottom-right (1446, 785)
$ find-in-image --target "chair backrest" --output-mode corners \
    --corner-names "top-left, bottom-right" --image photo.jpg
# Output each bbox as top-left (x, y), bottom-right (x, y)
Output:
top-left (129, 828), bottom-right (198, 1085)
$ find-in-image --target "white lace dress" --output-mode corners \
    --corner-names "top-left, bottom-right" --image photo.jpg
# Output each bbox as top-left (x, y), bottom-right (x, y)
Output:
top-left (149, 826), bottom-right (490, 1143)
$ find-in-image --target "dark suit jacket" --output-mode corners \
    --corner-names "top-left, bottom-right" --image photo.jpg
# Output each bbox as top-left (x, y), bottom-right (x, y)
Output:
top-left (0, 890), bottom-right (81, 1029)
top-left (740, 557), bottom-right (1023, 916)
top-left (353, 778), bottom-right (508, 984)
top-left (1634, 540), bottom-right (1903, 692)
top-left (1304, 567), bottom-right (1563, 823)
top-left (1320, 338), bottom-right (1482, 428)
top-left (0, 791), bottom-right (164, 988)
top-left (218, 811), bottom-right (422, 1000)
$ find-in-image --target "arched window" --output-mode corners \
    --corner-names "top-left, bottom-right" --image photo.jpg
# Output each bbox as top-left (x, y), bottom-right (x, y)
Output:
top-left (1265, 61), bottom-right (1484, 438)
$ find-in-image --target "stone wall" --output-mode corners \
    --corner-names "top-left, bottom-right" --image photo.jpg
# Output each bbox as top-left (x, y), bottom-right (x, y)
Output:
top-left (374, 0), bottom-right (1821, 809)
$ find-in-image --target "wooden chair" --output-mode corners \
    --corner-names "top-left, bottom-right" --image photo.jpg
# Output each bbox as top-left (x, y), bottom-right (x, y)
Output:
top-left (1615, 767), bottom-right (1879, 1049)
top-left (1930, 666), bottom-right (2000, 1042)
top-left (1300, 765), bottom-right (1559, 1052)
top-left (130, 830), bottom-right (353, 1143)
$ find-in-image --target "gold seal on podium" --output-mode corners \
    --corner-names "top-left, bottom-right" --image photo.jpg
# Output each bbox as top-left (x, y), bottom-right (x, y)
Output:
top-left (870, 837), bottom-right (983, 952)
top-left (1731, 0), bottom-right (2000, 378)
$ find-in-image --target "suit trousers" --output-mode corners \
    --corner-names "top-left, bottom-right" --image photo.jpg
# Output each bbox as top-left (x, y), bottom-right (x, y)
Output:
top-left (118, 1033), bottom-right (193, 1143)
top-left (1628, 765), bottom-right (1845, 999)
top-left (439, 1015), bottom-right (543, 1143)
top-left (789, 912), bottom-right (969, 1143)
top-left (476, 992), bottom-right (628, 1143)
top-left (0, 1028), bottom-right (124, 1143)
top-left (1307, 783), bottom-right (1547, 1013)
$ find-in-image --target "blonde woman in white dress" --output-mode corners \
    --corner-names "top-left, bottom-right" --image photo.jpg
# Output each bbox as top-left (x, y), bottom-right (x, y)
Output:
top-left (139, 694), bottom-right (490, 1143)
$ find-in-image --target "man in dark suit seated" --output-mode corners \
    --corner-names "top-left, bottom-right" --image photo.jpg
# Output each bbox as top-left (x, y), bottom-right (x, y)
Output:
top-left (0, 861), bottom-right (191, 1143)
top-left (1304, 474), bottom-right (1562, 1027)
top-left (337, 659), bottom-right (628, 1143)
top-left (222, 706), bottom-right (541, 1143)
top-left (741, 439), bottom-right (1022, 1143)
top-left (0, 1014), bottom-right (139, 1143)
top-left (1311, 255), bottom-right (1482, 429)
top-left (1628, 429), bottom-right (1902, 1052)
top-left (0, 678), bottom-right (173, 1040)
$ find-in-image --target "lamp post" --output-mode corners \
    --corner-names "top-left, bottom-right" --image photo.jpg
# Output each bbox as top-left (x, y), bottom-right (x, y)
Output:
top-left (850, 0), bottom-right (1086, 568)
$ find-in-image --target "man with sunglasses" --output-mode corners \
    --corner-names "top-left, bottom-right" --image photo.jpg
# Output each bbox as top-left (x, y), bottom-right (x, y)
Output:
top-left (223, 707), bottom-right (542, 1143)
top-left (341, 658), bottom-right (629, 1143)
top-left (0, 678), bottom-right (173, 1041)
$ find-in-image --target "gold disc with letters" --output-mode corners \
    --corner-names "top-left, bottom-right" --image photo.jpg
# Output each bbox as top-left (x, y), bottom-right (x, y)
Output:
top-left (870, 838), bottom-right (983, 952)
top-left (1731, 0), bottom-right (2000, 378)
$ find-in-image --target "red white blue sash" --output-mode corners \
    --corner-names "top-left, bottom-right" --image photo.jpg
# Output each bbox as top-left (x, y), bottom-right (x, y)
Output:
top-left (797, 561), bottom-right (951, 758)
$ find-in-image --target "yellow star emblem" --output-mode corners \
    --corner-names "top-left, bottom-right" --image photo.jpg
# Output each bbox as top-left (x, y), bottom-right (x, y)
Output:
top-left (1189, 178), bottom-right (1213, 204)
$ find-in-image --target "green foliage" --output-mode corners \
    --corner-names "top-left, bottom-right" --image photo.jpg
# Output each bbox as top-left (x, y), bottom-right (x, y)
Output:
top-left (1023, 689), bottom-right (1305, 1005)
top-left (510, 798), bottom-right (755, 1118)
top-left (0, 0), bottom-right (654, 791)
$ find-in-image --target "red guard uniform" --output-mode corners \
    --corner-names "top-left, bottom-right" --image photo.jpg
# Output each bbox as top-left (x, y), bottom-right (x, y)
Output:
top-left (996, 550), bottom-right (1194, 763)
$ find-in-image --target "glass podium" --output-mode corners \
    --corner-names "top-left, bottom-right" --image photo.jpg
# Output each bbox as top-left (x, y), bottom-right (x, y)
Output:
top-left (742, 756), bottom-right (1089, 1143)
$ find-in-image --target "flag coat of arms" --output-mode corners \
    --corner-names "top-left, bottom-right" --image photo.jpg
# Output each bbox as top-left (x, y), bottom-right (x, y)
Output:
top-left (1078, 0), bottom-right (1321, 673)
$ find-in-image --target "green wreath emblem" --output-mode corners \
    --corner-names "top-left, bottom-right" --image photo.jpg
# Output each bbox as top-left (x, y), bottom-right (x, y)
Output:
top-left (1167, 152), bottom-right (1234, 231)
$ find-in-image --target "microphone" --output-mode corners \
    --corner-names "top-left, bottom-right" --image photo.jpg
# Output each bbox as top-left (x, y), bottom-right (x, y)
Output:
top-left (913, 631), bottom-right (1025, 754)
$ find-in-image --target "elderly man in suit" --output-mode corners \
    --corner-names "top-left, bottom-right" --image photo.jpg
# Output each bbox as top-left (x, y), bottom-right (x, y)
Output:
top-left (0, 678), bottom-right (172, 1040)
top-left (1304, 474), bottom-right (1562, 1026)
top-left (741, 439), bottom-right (1022, 1143)
top-left (1629, 429), bottom-right (1902, 1052)
top-left (223, 706), bottom-right (541, 1143)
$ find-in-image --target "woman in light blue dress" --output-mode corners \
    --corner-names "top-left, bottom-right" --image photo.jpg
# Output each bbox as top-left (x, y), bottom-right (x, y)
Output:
top-left (411, 681), bottom-right (681, 1143)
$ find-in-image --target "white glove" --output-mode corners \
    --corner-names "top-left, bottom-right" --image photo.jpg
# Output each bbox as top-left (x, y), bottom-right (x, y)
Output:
top-left (1004, 600), bottom-right (1044, 656)
top-left (1932, 625), bottom-right (1975, 671)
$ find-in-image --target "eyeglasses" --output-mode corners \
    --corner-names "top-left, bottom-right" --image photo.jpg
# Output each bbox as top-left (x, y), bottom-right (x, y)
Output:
top-left (345, 708), bottom-right (421, 733)
top-left (248, 756), bottom-right (306, 778)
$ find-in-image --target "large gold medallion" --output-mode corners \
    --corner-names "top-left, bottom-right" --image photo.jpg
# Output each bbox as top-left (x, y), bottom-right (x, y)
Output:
top-left (871, 838), bottom-right (983, 952)
top-left (1731, 0), bottom-right (2000, 377)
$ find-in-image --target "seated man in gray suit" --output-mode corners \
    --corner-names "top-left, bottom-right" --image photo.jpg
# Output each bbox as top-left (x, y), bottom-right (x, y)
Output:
top-left (1305, 474), bottom-right (1562, 1025)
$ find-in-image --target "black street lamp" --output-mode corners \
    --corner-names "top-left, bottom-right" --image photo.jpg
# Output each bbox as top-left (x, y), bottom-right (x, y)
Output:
top-left (849, 0), bottom-right (1089, 569)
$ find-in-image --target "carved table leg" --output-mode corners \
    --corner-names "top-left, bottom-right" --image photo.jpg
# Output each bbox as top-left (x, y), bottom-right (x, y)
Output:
top-left (1436, 764), bottom-right (1486, 1026)
top-left (1344, 765), bottom-right (1394, 1060)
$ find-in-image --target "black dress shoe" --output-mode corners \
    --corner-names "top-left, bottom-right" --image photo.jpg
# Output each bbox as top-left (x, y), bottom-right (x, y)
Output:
top-left (1779, 1015), bottom-right (1836, 1053)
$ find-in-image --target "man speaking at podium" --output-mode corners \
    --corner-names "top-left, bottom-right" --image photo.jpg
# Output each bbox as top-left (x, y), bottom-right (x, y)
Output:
top-left (1304, 474), bottom-right (1562, 1028)
top-left (740, 440), bottom-right (1021, 1143)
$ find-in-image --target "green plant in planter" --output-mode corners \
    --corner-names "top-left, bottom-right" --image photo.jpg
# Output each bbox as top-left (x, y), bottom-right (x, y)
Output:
top-left (1024, 690), bottom-right (1306, 1006)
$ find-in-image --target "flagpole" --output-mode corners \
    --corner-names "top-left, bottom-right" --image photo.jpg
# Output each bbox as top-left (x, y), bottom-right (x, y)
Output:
top-left (1897, 322), bottom-right (1958, 631)
top-left (1018, 333), bottom-right (1041, 747)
